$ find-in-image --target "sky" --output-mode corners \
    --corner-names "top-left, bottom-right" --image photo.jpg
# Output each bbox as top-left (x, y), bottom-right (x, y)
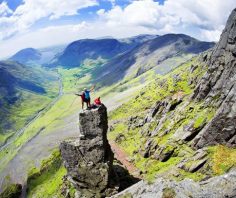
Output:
top-left (0, 0), bottom-right (235, 58)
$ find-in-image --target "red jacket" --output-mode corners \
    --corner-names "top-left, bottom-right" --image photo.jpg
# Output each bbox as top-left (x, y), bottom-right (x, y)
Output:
top-left (94, 98), bottom-right (101, 105)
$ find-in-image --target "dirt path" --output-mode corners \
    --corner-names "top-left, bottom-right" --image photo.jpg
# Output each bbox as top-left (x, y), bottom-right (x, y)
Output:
top-left (109, 140), bottom-right (141, 179)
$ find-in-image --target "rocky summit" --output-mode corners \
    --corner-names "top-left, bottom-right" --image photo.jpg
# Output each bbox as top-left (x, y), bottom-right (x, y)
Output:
top-left (60, 105), bottom-right (117, 198)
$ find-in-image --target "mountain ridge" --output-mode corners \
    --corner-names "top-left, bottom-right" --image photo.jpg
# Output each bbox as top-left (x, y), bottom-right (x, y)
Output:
top-left (93, 33), bottom-right (215, 85)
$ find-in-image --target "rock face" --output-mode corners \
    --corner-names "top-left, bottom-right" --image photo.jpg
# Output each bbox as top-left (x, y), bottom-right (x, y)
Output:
top-left (60, 105), bottom-right (116, 197)
top-left (112, 170), bottom-right (236, 198)
top-left (191, 8), bottom-right (236, 148)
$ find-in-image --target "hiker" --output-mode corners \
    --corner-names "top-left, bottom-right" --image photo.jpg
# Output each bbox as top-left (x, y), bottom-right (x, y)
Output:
top-left (84, 86), bottom-right (95, 108)
top-left (90, 97), bottom-right (102, 109)
top-left (75, 92), bottom-right (86, 110)
top-left (94, 97), bottom-right (102, 106)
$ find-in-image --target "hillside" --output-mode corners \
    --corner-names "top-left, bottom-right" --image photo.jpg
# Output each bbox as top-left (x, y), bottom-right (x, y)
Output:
top-left (108, 7), bottom-right (236, 183)
top-left (10, 48), bottom-right (41, 64)
top-left (94, 34), bottom-right (215, 85)
top-left (0, 61), bottom-right (59, 145)
top-left (50, 38), bottom-right (136, 67)
top-left (9, 45), bottom-right (65, 66)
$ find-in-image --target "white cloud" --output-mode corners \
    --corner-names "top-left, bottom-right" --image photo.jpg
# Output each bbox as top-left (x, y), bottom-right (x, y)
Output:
top-left (0, 1), bottom-right (12, 17)
top-left (98, 0), bottom-right (235, 41)
top-left (0, 0), bottom-right (98, 40)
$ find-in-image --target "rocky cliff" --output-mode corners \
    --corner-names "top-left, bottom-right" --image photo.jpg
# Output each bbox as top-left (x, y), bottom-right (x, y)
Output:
top-left (60, 105), bottom-right (117, 197)
top-left (191, 8), bottom-right (236, 148)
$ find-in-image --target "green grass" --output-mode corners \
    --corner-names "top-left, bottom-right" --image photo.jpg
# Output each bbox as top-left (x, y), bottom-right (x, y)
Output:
top-left (27, 149), bottom-right (66, 198)
top-left (136, 154), bottom-right (183, 181)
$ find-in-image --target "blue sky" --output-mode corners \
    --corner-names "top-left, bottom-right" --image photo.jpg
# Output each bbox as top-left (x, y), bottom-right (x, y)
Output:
top-left (0, 0), bottom-right (235, 58)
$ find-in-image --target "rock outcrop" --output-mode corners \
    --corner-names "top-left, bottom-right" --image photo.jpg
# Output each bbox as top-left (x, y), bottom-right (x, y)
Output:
top-left (112, 170), bottom-right (236, 198)
top-left (60, 105), bottom-right (117, 197)
top-left (192, 8), bottom-right (236, 148)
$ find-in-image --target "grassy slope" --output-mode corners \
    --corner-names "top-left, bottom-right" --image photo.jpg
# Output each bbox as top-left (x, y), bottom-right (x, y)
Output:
top-left (26, 149), bottom-right (66, 198)
top-left (108, 55), bottom-right (236, 181)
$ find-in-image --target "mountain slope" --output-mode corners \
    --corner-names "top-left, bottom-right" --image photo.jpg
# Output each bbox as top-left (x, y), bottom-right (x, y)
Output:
top-left (94, 34), bottom-right (215, 85)
top-left (50, 38), bottom-right (136, 67)
top-left (0, 61), bottom-right (58, 144)
top-left (10, 48), bottom-right (42, 64)
top-left (9, 45), bottom-right (66, 66)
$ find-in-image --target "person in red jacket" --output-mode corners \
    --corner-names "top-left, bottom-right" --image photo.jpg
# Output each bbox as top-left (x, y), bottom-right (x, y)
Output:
top-left (94, 97), bottom-right (102, 106)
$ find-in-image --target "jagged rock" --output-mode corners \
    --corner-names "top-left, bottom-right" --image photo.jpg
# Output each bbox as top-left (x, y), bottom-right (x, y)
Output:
top-left (188, 158), bottom-right (208, 173)
top-left (181, 121), bottom-right (206, 142)
top-left (128, 116), bottom-right (144, 130)
top-left (60, 105), bottom-right (118, 197)
top-left (140, 139), bottom-right (158, 158)
top-left (78, 104), bottom-right (108, 138)
top-left (191, 8), bottom-right (236, 148)
top-left (144, 101), bottom-right (161, 123)
top-left (167, 98), bottom-right (183, 112)
top-left (177, 149), bottom-right (208, 173)
top-left (153, 144), bottom-right (176, 162)
top-left (111, 170), bottom-right (236, 198)
top-left (189, 64), bottom-right (198, 73)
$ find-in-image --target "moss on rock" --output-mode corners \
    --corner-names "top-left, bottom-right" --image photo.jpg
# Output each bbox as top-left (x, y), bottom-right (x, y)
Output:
top-left (0, 183), bottom-right (22, 198)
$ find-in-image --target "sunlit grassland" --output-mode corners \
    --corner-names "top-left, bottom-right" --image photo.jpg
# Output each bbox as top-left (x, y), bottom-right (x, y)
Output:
top-left (58, 58), bottom-right (106, 93)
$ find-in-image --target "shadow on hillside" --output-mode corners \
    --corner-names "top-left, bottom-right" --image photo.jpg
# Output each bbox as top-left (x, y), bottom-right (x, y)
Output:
top-left (113, 164), bottom-right (141, 192)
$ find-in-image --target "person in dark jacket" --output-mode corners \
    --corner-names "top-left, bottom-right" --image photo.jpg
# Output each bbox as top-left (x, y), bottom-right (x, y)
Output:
top-left (75, 92), bottom-right (86, 110)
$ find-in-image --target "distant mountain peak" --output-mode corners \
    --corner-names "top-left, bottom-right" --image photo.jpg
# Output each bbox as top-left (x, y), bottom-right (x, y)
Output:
top-left (10, 48), bottom-right (41, 64)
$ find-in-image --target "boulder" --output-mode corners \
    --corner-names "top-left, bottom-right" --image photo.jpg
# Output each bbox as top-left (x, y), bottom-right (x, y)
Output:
top-left (60, 105), bottom-right (117, 197)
